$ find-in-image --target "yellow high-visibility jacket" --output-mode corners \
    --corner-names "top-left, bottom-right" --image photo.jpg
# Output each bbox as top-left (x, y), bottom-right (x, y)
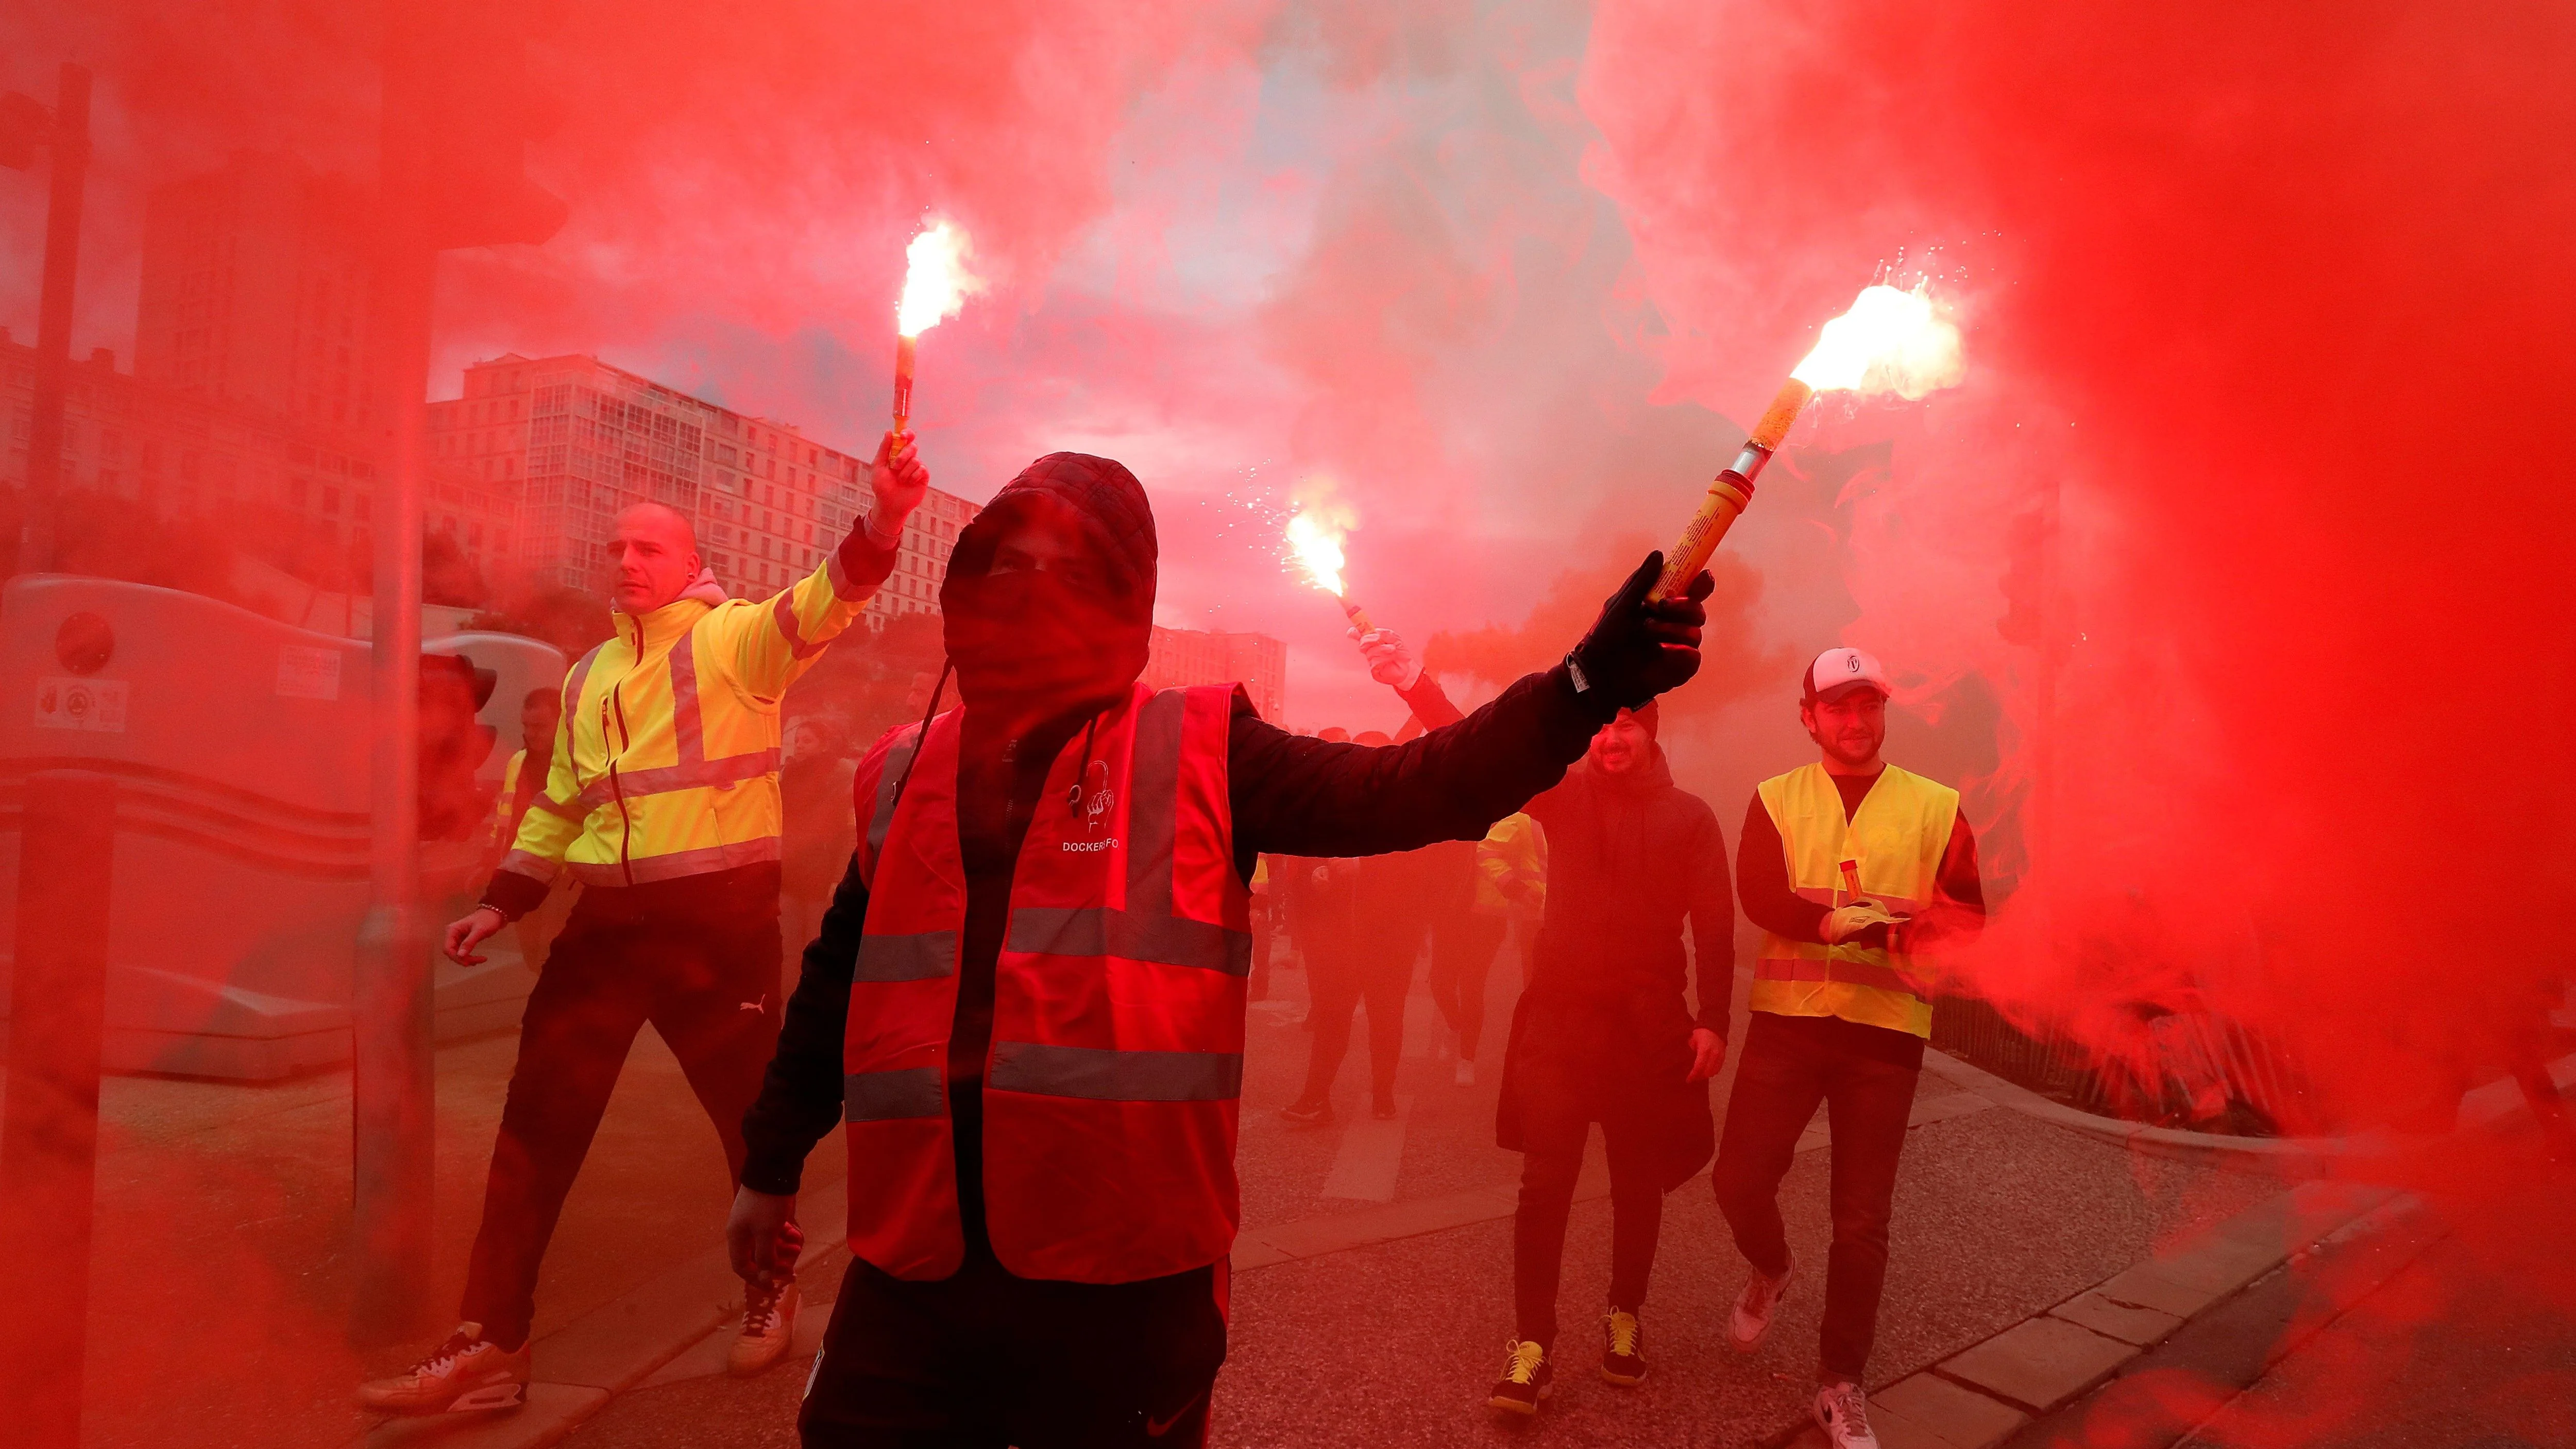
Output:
top-left (1472, 811), bottom-right (1547, 918)
top-left (488, 747), bottom-right (533, 848)
top-left (496, 561), bottom-right (872, 890)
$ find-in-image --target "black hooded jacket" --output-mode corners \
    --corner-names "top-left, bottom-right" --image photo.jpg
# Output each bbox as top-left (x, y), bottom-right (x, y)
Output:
top-left (739, 455), bottom-right (1619, 1239)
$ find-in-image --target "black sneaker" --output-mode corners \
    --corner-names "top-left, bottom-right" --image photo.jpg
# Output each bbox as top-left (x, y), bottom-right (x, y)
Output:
top-left (1601, 1307), bottom-right (1648, 1385)
top-left (1370, 1093), bottom-right (1398, 1120)
top-left (1488, 1338), bottom-right (1552, 1416)
top-left (1279, 1098), bottom-right (1333, 1125)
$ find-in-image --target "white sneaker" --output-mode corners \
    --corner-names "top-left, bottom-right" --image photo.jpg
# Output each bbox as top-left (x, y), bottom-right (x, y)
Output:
top-left (1728, 1262), bottom-right (1792, 1352)
top-left (357, 1323), bottom-right (530, 1414)
top-left (1815, 1380), bottom-right (1882, 1449)
top-left (1455, 1059), bottom-right (1477, 1088)
top-left (728, 1278), bottom-right (801, 1376)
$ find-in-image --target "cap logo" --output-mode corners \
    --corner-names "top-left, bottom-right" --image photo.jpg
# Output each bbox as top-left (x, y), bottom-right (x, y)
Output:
top-left (1846, 655), bottom-right (1862, 673)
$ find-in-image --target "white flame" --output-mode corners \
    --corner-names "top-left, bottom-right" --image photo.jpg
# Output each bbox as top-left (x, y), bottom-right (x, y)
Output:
top-left (1285, 507), bottom-right (1352, 596)
top-left (896, 220), bottom-right (986, 337)
top-left (1789, 282), bottom-right (1965, 399)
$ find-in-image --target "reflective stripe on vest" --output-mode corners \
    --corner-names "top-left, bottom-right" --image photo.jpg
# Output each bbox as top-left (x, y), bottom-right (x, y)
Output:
top-left (841, 684), bottom-right (1250, 1285)
top-left (844, 1067), bottom-right (944, 1121)
top-left (988, 1042), bottom-right (1244, 1102)
top-left (1752, 762), bottom-right (1958, 1039)
top-left (570, 639), bottom-right (782, 811)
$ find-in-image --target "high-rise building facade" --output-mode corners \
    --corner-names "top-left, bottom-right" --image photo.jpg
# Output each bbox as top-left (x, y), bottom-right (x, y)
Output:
top-left (4, 334), bottom-right (516, 578)
top-left (430, 353), bottom-right (974, 609)
top-left (133, 151), bottom-right (382, 432)
top-left (1144, 626), bottom-right (1288, 723)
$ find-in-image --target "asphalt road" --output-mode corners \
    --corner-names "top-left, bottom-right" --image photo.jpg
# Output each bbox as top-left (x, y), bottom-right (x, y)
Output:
top-left (569, 957), bottom-right (2284, 1448)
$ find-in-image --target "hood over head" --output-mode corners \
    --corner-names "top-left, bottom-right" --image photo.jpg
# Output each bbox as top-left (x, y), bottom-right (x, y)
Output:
top-left (940, 452), bottom-right (1159, 717)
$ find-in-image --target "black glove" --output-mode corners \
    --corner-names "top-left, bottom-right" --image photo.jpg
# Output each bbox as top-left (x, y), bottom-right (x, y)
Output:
top-left (1563, 552), bottom-right (1713, 714)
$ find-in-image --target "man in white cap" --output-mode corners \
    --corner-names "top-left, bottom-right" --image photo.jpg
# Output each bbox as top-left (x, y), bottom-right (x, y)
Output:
top-left (1714, 647), bottom-right (1986, 1449)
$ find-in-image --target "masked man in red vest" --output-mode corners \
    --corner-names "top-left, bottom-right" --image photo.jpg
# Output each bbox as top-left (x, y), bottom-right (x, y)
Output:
top-left (727, 453), bottom-right (1715, 1447)
top-left (1717, 647), bottom-right (1986, 1449)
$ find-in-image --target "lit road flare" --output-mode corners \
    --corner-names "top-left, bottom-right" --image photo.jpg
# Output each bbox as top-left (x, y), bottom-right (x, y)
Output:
top-left (1651, 281), bottom-right (1965, 600)
top-left (1286, 504), bottom-right (1374, 632)
top-left (891, 219), bottom-right (987, 439)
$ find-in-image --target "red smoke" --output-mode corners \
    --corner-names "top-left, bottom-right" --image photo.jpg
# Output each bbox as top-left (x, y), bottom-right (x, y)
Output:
top-left (4, 2), bottom-right (2571, 1440)
top-left (1581, 0), bottom-right (2576, 1124)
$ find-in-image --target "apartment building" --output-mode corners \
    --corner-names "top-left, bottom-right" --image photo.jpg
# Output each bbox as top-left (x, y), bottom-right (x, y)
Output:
top-left (430, 353), bottom-right (972, 609)
top-left (133, 151), bottom-right (383, 433)
top-left (3, 333), bottom-right (515, 574)
top-left (1144, 625), bottom-right (1288, 723)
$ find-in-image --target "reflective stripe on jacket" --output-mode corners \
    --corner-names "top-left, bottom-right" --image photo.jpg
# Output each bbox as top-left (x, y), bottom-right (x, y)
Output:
top-left (1751, 762), bottom-right (1959, 1038)
top-left (841, 682), bottom-right (1249, 1284)
top-left (496, 559), bottom-right (871, 889)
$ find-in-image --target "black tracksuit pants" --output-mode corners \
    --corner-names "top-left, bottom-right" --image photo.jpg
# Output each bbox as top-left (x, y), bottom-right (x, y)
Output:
top-left (459, 869), bottom-right (783, 1350)
top-left (800, 1244), bottom-right (1226, 1448)
top-left (1428, 911), bottom-right (1509, 1061)
top-left (1298, 932), bottom-right (1420, 1105)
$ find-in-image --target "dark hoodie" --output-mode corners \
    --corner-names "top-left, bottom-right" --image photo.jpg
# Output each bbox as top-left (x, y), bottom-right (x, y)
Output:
top-left (1521, 742), bottom-right (1733, 1038)
top-left (739, 455), bottom-right (1620, 1247)
top-left (1396, 677), bottom-right (1733, 1039)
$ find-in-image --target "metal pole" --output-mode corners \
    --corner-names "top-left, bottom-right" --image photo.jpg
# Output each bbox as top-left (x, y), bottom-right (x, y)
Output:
top-left (0, 770), bottom-right (117, 1449)
top-left (351, 82), bottom-right (437, 1343)
top-left (20, 62), bottom-right (90, 575)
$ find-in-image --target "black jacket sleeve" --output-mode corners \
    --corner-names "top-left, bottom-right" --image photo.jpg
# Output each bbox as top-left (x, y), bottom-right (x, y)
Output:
top-left (1231, 664), bottom-right (1606, 864)
top-left (480, 868), bottom-right (551, 920)
top-left (1688, 803), bottom-right (1735, 1037)
top-left (1396, 671), bottom-right (1468, 729)
top-left (737, 848), bottom-right (869, 1194)
top-left (1737, 792), bottom-right (1831, 945)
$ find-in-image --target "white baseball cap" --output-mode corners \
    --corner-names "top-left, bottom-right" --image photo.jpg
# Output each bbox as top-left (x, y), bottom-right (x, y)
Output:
top-left (1804, 647), bottom-right (1891, 703)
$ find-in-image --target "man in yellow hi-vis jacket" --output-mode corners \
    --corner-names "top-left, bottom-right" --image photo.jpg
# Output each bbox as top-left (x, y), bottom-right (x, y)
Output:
top-left (359, 432), bottom-right (929, 1416)
top-left (1715, 647), bottom-right (1985, 1449)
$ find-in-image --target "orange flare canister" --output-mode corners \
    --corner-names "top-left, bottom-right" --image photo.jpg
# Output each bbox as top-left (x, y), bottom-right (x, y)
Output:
top-left (1649, 377), bottom-right (1813, 601)
top-left (1339, 596), bottom-right (1376, 635)
top-left (891, 333), bottom-right (919, 439)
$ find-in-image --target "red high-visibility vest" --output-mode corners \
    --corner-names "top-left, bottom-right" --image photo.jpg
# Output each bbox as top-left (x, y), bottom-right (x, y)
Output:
top-left (841, 683), bottom-right (1250, 1283)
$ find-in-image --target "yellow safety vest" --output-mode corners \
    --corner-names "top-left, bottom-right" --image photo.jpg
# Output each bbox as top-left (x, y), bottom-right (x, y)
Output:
top-left (489, 748), bottom-right (531, 847)
top-left (1473, 812), bottom-right (1546, 917)
top-left (497, 561), bottom-right (871, 889)
top-left (1751, 762), bottom-right (1959, 1038)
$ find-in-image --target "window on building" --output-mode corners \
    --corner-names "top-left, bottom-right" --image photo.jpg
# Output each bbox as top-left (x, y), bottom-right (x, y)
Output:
top-left (323, 487), bottom-right (341, 515)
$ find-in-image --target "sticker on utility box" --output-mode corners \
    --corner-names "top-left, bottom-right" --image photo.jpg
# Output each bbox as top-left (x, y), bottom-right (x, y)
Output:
top-left (276, 645), bottom-right (344, 701)
top-left (35, 677), bottom-right (129, 733)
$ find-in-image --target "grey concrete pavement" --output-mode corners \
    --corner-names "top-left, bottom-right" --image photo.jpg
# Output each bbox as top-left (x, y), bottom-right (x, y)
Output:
top-left (570, 961), bottom-right (2300, 1448)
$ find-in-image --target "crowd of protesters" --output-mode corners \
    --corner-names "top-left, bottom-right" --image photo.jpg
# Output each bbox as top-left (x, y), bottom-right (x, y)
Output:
top-left (363, 432), bottom-right (2026, 1449)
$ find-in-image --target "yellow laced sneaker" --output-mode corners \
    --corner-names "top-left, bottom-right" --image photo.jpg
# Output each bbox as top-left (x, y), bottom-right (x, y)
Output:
top-left (1487, 1338), bottom-right (1552, 1415)
top-left (1601, 1307), bottom-right (1648, 1385)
